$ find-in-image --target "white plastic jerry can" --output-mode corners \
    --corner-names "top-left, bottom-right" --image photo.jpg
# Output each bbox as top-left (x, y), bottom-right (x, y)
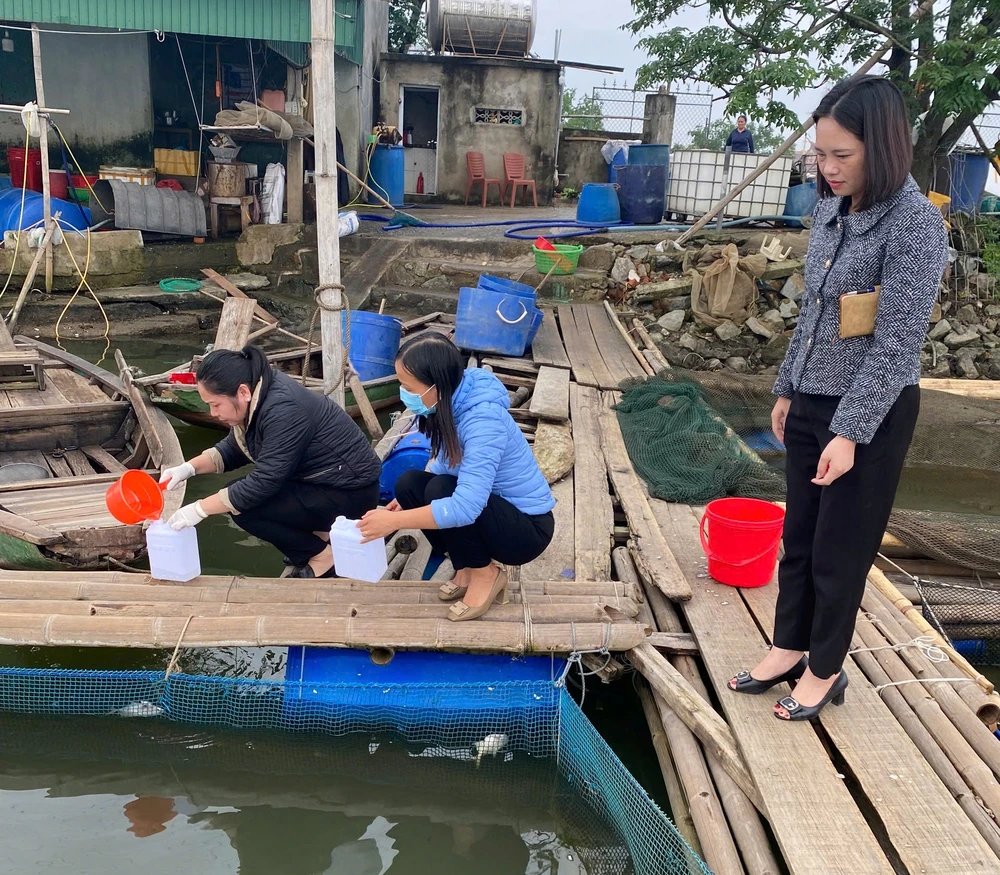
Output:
top-left (145, 520), bottom-right (202, 582)
top-left (330, 515), bottom-right (387, 582)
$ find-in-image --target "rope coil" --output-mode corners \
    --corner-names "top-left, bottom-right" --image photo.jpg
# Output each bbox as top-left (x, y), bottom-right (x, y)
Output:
top-left (304, 283), bottom-right (351, 394)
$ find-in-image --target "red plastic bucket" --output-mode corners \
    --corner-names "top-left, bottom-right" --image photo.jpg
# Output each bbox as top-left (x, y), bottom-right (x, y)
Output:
top-left (7, 147), bottom-right (43, 192)
top-left (699, 498), bottom-right (785, 588)
top-left (48, 170), bottom-right (69, 200)
top-left (105, 470), bottom-right (167, 525)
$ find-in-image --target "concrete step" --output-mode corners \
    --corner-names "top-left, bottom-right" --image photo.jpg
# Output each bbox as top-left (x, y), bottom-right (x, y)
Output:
top-left (387, 256), bottom-right (607, 300)
top-left (374, 285), bottom-right (460, 316)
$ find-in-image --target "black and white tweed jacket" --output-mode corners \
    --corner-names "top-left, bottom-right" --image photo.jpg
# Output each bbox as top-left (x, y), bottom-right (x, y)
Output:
top-left (773, 176), bottom-right (948, 444)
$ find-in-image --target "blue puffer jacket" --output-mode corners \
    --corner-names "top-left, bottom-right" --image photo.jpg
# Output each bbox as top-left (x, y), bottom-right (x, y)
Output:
top-left (428, 368), bottom-right (556, 529)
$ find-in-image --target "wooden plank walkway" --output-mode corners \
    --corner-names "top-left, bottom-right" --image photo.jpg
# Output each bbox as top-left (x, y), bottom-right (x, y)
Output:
top-left (529, 309), bottom-right (571, 370)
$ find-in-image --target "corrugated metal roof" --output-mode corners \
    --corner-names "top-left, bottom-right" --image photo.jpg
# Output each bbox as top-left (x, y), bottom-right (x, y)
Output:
top-left (0, 0), bottom-right (361, 51)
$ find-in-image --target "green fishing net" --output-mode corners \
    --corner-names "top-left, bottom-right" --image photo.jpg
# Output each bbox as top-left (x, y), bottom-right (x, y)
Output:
top-left (614, 375), bottom-right (785, 504)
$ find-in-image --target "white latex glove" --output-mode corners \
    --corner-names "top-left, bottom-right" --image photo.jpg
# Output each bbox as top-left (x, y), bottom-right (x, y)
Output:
top-left (159, 461), bottom-right (196, 492)
top-left (167, 501), bottom-right (208, 531)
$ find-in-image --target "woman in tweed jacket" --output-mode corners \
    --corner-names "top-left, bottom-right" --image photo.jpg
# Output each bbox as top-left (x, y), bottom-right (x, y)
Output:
top-left (728, 77), bottom-right (948, 720)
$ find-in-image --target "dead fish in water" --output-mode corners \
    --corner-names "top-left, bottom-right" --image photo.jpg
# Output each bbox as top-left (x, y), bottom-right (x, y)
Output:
top-left (113, 700), bottom-right (165, 718)
top-left (473, 733), bottom-right (509, 768)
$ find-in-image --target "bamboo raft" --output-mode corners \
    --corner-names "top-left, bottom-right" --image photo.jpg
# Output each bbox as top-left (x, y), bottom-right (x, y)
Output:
top-left (0, 331), bottom-right (183, 571)
top-left (1, 302), bottom-right (999, 872)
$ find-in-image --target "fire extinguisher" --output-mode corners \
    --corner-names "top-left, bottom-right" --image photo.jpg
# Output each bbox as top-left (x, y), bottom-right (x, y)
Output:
top-left (416, 172), bottom-right (425, 194)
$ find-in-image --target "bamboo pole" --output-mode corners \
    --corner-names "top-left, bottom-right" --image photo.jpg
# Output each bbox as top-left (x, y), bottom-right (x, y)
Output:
top-left (631, 318), bottom-right (671, 371)
top-left (311, 0), bottom-right (345, 407)
top-left (634, 680), bottom-right (705, 859)
top-left (852, 617), bottom-right (1000, 818)
top-left (8, 212), bottom-right (60, 332)
top-left (0, 613), bottom-right (649, 652)
top-left (620, 548), bottom-right (778, 873)
top-left (863, 588), bottom-right (1000, 734)
top-left (849, 620), bottom-right (1000, 858)
top-left (868, 567), bottom-right (994, 693)
top-left (30, 24), bottom-right (52, 294)
top-left (604, 300), bottom-right (655, 376)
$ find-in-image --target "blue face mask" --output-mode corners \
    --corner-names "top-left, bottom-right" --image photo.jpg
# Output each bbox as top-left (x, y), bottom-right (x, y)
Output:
top-left (400, 385), bottom-right (437, 416)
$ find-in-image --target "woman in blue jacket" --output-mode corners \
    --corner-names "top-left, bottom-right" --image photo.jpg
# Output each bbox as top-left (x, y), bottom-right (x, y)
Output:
top-left (360, 333), bottom-right (555, 621)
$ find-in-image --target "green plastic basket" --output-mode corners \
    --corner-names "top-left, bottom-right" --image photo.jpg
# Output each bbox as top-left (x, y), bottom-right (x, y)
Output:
top-left (532, 243), bottom-right (583, 276)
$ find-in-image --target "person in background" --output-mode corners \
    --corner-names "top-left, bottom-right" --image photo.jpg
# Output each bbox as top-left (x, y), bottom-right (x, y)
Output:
top-left (727, 76), bottom-right (947, 721)
top-left (725, 115), bottom-right (755, 154)
top-left (158, 345), bottom-right (381, 579)
top-left (357, 333), bottom-right (555, 621)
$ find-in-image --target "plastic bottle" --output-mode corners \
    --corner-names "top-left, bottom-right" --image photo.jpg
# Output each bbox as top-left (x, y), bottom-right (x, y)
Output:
top-left (145, 521), bottom-right (202, 582)
top-left (330, 515), bottom-right (387, 582)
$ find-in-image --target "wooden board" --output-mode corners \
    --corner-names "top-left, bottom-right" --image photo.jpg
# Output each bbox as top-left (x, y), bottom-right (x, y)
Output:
top-left (119, 369), bottom-right (164, 469)
top-left (741, 569), bottom-right (996, 874)
top-left (214, 296), bottom-right (257, 351)
top-left (529, 366), bottom-right (570, 422)
top-left (201, 268), bottom-right (278, 325)
top-left (0, 403), bottom-right (130, 453)
top-left (598, 392), bottom-right (691, 601)
top-left (585, 305), bottom-right (648, 385)
top-left (529, 309), bottom-right (571, 370)
top-left (556, 305), bottom-right (604, 389)
top-left (480, 357), bottom-right (539, 376)
top-left (81, 445), bottom-right (127, 473)
top-left (45, 368), bottom-right (112, 405)
top-left (0, 509), bottom-right (64, 545)
top-left (342, 238), bottom-right (411, 311)
top-left (654, 501), bottom-right (895, 875)
top-left (523, 471), bottom-right (575, 582)
top-left (570, 384), bottom-right (612, 581)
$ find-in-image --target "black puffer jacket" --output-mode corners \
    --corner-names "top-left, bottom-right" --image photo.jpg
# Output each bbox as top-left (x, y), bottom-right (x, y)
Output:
top-left (212, 370), bottom-right (381, 513)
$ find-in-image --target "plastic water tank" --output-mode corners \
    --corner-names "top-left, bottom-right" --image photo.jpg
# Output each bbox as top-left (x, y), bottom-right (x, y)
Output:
top-left (331, 516), bottom-right (388, 582)
top-left (617, 164), bottom-right (666, 225)
top-left (368, 144), bottom-right (405, 208)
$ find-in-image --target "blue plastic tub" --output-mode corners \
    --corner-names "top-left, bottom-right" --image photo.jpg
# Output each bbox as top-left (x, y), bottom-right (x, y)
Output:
top-left (950, 151), bottom-right (991, 213)
top-left (783, 181), bottom-right (818, 228)
top-left (368, 143), bottom-right (405, 208)
top-left (616, 164), bottom-right (666, 225)
top-left (455, 286), bottom-right (533, 356)
top-left (477, 274), bottom-right (543, 345)
top-left (341, 310), bottom-right (403, 382)
top-left (379, 429), bottom-right (432, 503)
top-left (0, 188), bottom-right (91, 234)
top-left (576, 183), bottom-right (621, 225)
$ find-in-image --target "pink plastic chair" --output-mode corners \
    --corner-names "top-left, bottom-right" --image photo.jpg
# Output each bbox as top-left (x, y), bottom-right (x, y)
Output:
top-left (502, 153), bottom-right (538, 208)
top-left (465, 152), bottom-right (503, 206)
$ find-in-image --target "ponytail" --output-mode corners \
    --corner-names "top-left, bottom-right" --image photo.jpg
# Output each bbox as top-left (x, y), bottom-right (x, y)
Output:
top-left (197, 344), bottom-right (273, 398)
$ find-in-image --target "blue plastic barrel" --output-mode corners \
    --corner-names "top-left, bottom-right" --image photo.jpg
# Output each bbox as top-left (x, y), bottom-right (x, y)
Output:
top-left (576, 183), bottom-right (621, 225)
top-left (0, 188), bottom-right (91, 234)
top-left (455, 286), bottom-right (533, 356)
top-left (341, 310), bottom-right (403, 382)
top-left (607, 147), bottom-right (627, 184)
top-left (378, 429), bottom-right (432, 503)
top-left (628, 144), bottom-right (671, 167)
top-left (368, 144), bottom-right (405, 208)
top-left (951, 639), bottom-right (988, 661)
top-left (950, 151), bottom-right (991, 213)
top-left (616, 164), bottom-right (666, 225)
top-left (783, 181), bottom-right (818, 228)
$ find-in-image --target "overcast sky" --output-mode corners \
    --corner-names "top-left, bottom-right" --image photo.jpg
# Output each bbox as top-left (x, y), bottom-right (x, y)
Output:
top-left (534, 0), bottom-right (829, 131)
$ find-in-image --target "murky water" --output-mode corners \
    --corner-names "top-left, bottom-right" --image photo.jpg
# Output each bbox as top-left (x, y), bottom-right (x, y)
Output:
top-left (0, 339), bottom-right (668, 875)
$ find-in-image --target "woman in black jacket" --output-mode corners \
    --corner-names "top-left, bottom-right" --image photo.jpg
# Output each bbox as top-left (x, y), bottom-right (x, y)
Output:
top-left (160, 345), bottom-right (381, 578)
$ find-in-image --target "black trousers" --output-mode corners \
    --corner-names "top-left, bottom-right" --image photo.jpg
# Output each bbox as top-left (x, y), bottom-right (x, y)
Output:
top-left (394, 470), bottom-right (555, 570)
top-left (234, 480), bottom-right (380, 566)
top-left (773, 387), bottom-right (919, 678)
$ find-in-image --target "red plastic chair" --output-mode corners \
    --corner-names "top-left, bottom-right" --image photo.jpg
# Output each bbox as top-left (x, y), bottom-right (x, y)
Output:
top-left (465, 152), bottom-right (502, 206)
top-left (502, 153), bottom-right (538, 208)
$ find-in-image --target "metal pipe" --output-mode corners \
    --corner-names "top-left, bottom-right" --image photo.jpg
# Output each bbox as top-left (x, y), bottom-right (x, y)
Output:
top-left (0, 103), bottom-right (69, 115)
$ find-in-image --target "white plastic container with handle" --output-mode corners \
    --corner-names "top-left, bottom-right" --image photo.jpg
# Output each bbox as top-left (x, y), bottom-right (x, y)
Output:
top-left (145, 521), bottom-right (202, 582)
top-left (330, 516), bottom-right (387, 582)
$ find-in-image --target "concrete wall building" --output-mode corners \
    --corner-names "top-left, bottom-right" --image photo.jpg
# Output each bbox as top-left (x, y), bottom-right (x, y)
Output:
top-left (378, 54), bottom-right (561, 204)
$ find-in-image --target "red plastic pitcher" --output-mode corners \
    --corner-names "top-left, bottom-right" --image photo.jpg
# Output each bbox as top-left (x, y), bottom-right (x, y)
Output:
top-left (106, 470), bottom-right (167, 524)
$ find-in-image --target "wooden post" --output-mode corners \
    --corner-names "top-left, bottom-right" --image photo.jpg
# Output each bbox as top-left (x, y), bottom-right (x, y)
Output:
top-left (287, 136), bottom-right (305, 224)
top-left (310, 0), bottom-right (346, 408)
top-left (30, 24), bottom-right (53, 294)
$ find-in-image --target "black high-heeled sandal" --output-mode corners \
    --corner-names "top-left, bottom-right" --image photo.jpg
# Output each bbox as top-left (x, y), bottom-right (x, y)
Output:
top-left (728, 654), bottom-right (808, 695)
top-left (774, 671), bottom-right (848, 721)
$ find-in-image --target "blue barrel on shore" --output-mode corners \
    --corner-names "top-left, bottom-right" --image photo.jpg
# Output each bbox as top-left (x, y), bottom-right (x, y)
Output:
top-left (576, 183), bottom-right (621, 225)
top-left (368, 144), bottom-right (405, 208)
top-left (783, 181), bottom-right (818, 228)
top-left (616, 164), bottom-right (666, 225)
top-left (950, 151), bottom-right (991, 213)
top-left (607, 147), bottom-right (627, 184)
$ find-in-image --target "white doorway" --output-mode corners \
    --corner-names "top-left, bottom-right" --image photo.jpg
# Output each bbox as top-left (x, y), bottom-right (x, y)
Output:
top-left (398, 85), bottom-right (440, 196)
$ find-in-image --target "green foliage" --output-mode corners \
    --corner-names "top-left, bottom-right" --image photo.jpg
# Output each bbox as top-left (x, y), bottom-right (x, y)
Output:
top-left (560, 187), bottom-right (580, 200)
top-left (683, 118), bottom-right (786, 154)
top-left (626, 0), bottom-right (1000, 185)
top-left (562, 88), bottom-right (605, 130)
top-left (388, 0), bottom-right (427, 54)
